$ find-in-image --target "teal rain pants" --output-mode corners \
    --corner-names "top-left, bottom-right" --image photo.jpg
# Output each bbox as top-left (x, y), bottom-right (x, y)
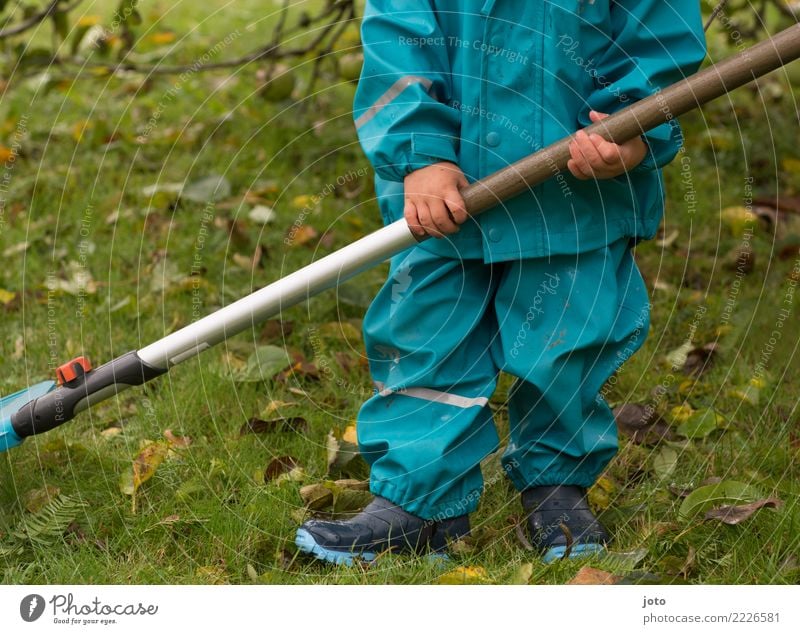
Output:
top-left (356, 238), bottom-right (651, 520)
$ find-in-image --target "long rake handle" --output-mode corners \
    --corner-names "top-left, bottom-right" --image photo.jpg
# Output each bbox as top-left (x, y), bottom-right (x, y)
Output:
top-left (10, 24), bottom-right (800, 441)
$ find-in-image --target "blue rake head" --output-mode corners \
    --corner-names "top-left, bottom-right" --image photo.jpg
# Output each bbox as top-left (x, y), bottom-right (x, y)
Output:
top-left (0, 381), bottom-right (57, 452)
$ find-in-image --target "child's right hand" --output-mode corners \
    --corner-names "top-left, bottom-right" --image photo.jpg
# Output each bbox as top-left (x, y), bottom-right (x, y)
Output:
top-left (403, 162), bottom-right (469, 238)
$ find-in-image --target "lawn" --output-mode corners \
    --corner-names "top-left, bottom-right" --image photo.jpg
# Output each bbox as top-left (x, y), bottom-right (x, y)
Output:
top-left (0, 0), bottom-right (798, 584)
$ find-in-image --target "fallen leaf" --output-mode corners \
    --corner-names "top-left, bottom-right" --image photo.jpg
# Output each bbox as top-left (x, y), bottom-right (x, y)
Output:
top-left (666, 341), bottom-right (693, 370)
top-left (260, 319), bottom-right (294, 342)
top-left (0, 289), bottom-right (16, 305)
top-left (682, 343), bottom-right (720, 376)
top-left (163, 429), bottom-right (192, 448)
top-left (141, 181), bottom-right (184, 197)
top-left (652, 446), bottom-right (679, 479)
top-left (150, 31), bottom-right (176, 44)
top-left (567, 566), bottom-right (621, 585)
top-left (724, 244), bottom-right (755, 274)
top-left (292, 194), bottom-right (316, 209)
top-left (288, 224), bottom-right (318, 246)
top-left (613, 403), bottom-right (675, 446)
top-left (264, 456), bottom-right (299, 482)
top-left (679, 480), bottom-right (762, 520)
top-left (588, 476), bottom-right (616, 511)
top-left (248, 205), bottom-right (276, 224)
top-left (677, 408), bottom-right (724, 439)
top-left (120, 441), bottom-right (170, 512)
top-left (326, 424), bottom-right (365, 477)
top-left (299, 483), bottom-right (334, 510)
top-left (669, 403), bottom-right (695, 424)
top-left (437, 565), bottom-right (491, 585)
top-left (656, 228), bottom-right (679, 248)
top-left (232, 345), bottom-right (291, 382)
top-left (704, 498), bottom-right (783, 525)
top-left (181, 174), bottom-right (231, 203)
top-left (511, 563), bottom-right (534, 585)
top-left (239, 417), bottom-right (308, 436)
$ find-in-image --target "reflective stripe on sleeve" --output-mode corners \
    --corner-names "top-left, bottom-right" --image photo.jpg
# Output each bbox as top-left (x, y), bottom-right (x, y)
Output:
top-left (355, 76), bottom-right (433, 130)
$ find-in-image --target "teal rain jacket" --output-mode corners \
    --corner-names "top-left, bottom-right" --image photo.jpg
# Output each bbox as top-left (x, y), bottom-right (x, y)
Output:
top-left (354, 1), bottom-right (707, 262)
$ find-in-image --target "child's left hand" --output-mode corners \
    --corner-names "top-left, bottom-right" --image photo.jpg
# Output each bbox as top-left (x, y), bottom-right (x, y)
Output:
top-left (567, 110), bottom-right (648, 180)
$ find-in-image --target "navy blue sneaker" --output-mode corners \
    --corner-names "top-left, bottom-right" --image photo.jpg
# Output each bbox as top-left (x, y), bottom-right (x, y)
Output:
top-left (522, 485), bottom-right (610, 563)
top-left (295, 496), bottom-right (470, 565)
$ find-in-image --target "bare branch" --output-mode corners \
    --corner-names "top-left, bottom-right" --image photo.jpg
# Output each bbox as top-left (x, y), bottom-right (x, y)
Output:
top-left (0, 0), bottom-right (83, 39)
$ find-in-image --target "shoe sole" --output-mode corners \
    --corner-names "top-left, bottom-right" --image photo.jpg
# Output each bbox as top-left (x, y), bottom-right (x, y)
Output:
top-left (543, 543), bottom-right (606, 564)
top-left (294, 528), bottom-right (452, 567)
top-left (295, 528), bottom-right (377, 566)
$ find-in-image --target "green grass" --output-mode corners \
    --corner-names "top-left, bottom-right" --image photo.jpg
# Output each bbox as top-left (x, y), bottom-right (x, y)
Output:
top-left (1, 1), bottom-right (798, 584)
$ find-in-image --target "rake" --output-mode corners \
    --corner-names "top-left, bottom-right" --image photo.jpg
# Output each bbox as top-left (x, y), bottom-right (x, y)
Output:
top-left (2, 24), bottom-right (799, 453)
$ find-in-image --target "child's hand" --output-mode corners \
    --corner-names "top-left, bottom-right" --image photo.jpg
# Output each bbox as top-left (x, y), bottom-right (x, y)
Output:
top-left (567, 111), bottom-right (648, 180)
top-left (403, 162), bottom-right (469, 238)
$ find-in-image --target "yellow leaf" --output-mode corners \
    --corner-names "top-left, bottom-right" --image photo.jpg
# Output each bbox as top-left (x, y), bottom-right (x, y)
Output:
top-left (150, 32), bottom-right (176, 44)
top-left (342, 424), bottom-right (358, 445)
top-left (437, 565), bottom-right (491, 585)
top-left (588, 476), bottom-right (616, 511)
top-left (120, 441), bottom-right (169, 511)
top-left (670, 403), bottom-right (694, 424)
top-left (77, 15), bottom-right (101, 27)
top-left (0, 288), bottom-right (16, 305)
top-left (292, 194), bottom-right (316, 209)
top-left (782, 158), bottom-right (800, 174)
top-left (749, 376), bottom-right (766, 389)
top-left (72, 120), bottom-right (91, 142)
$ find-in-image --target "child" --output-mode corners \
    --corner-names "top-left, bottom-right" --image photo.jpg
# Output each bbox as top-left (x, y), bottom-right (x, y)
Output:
top-left (296, 1), bottom-right (707, 565)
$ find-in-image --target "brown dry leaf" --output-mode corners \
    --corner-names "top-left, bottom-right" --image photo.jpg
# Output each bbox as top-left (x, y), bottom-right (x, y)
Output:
top-left (264, 456), bottom-right (299, 482)
top-left (163, 429), bottom-right (192, 448)
top-left (260, 319), bottom-right (294, 342)
top-left (613, 403), bottom-right (675, 446)
top-left (289, 225), bottom-right (318, 246)
top-left (566, 566), bottom-right (621, 585)
top-left (119, 441), bottom-right (169, 512)
top-left (261, 400), bottom-right (298, 417)
top-left (704, 498), bottom-right (783, 525)
top-left (683, 343), bottom-right (720, 376)
top-left (239, 416), bottom-right (309, 436)
top-left (299, 483), bottom-right (334, 510)
top-left (277, 351), bottom-right (320, 382)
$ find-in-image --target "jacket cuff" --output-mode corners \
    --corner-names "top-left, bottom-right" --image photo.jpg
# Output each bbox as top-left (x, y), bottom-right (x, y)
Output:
top-left (409, 132), bottom-right (459, 170)
top-left (633, 120), bottom-right (683, 173)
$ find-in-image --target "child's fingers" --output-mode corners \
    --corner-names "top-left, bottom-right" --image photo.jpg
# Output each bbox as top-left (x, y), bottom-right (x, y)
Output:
top-left (567, 158), bottom-right (590, 180)
top-left (589, 110), bottom-right (610, 123)
top-left (429, 199), bottom-right (460, 235)
top-left (403, 199), bottom-right (425, 237)
top-left (574, 131), bottom-right (606, 171)
top-left (444, 187), bottom-right (469, 224)
top-left (415, 200), bottom-right (444, 238)
top-left (590, 134), bottom-right (623, 167)
top-left (568, 141), bottom-right (592, 179)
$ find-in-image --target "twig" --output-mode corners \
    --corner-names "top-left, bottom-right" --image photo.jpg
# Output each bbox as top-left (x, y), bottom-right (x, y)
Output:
top-left (53, 0), bottom-right (352, 77)
top-left (0, 0), bottom-right (83, 39)
top-left (705, 0), bottom-right (732, 31)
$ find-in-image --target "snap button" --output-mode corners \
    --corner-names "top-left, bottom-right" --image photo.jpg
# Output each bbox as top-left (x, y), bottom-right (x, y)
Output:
top-left (485, 131), bottom-right (500, 147)
top-left (488, 227), bottom-right (502, 243)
